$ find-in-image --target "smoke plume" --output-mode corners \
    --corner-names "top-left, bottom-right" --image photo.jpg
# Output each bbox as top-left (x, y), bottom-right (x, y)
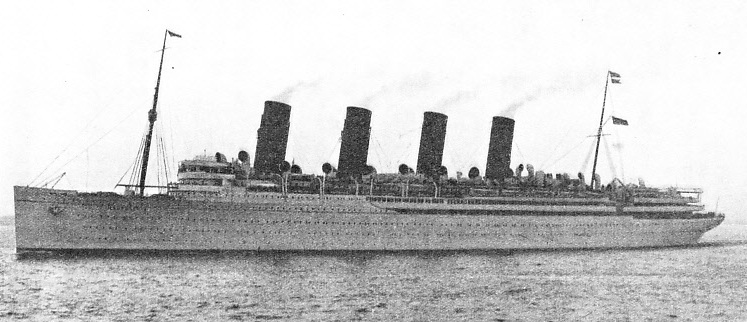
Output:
top-left (433, 91), bottom-right (476, 113)
top-left (500, 88), bottom-right (543, 118)
top-left (358, 72), bottom-right (433, 107)
top-left (271, 80), bottom-right (319, 103)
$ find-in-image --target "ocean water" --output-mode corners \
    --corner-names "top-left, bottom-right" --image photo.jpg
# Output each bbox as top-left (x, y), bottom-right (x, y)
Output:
top-left (1, 217), bottom-right (746, 322)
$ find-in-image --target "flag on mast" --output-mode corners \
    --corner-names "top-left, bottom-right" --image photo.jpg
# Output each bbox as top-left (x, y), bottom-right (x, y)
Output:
top-left (167, 30), bottom-right (182, 38)
top-left (612, 116), bottom-right (628, 125)
top-left (609, 71), bottom-right (621, 84)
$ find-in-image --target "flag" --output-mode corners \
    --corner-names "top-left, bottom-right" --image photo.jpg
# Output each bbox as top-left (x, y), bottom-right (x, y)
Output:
top-left (612, 116), bottom-right (628, 126)
top-left (609, 71), bottom-right (621, 84)
top-left (167, 30), bottom-right (182, 38)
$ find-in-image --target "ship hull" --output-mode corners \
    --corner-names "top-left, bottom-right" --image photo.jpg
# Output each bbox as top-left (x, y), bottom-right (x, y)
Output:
top-left (14, 186), bottom-right (724, 251)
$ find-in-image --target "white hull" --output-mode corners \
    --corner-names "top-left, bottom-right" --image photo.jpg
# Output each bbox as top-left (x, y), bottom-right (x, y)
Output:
top-left (14, 187), bottom-right (723, 251)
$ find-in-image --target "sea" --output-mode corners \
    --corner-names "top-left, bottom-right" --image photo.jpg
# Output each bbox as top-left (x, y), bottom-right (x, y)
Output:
top-left (1, 216), bottom-right (746, 322)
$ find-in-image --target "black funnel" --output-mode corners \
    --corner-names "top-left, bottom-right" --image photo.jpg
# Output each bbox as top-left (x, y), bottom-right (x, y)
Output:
top-left (253, 101), bottom-right (292, 174)
top-left (337, 106), bottom-right (372, 179)
top-left (485, 116), bottom-right (515, 180)
top-left (416, 111), bottom-right (448, 176)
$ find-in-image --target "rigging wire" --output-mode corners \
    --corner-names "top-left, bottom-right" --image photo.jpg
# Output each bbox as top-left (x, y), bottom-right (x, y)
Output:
top-left (115, 139), bottom-right (142, 189)
top-left (160, 136), bottom-right (170, 187)
top-left (124, 136), bottom-right (145, 185)
top-left (28, 102), bottom-right (118, 186)
top-left (537, 125), bottom-right (576, 170)
top-left (394, 126), bottom-right (420, 165)
top-left (33, 37), bottom-right (181, 190)
top-left (33, 105), bottom-right (144, 187)
top-left (288, 125), bottom-right (316, 170)
top-left (397, 126), bottom-right (421, 139)
top-left (29, 111), bottom-right (106, 186)
top-left (161, 114), bottom-right (176, 182)
top-left (125, 126), bottom-right (149, 187)
top-left (603, 136), bottom-right (618, 181)
top-left (579, 137), bottom-right (597, 174)
top-left (465, 120), bottom-right (492, 165)
top-left (326, 137), bottom-right (341, 165)
top-left (157, 130), bottom-right (166, 185)
top-left (169, 118), bottom-right (177, 175)
top-left (154, 121), bottom-right (168, 185)
top-left (395, 140), bottom-right (414, 166)
top-left (156, 129), bottom-right (162, 191)
top-left (443, 119), bottom-right (490, 172)
top-left (544, 137), bottom-right (591, 171)
top-left (159, 89), bottom-right (178, 177)
top-left (370, 131), bottom-right (388, 171)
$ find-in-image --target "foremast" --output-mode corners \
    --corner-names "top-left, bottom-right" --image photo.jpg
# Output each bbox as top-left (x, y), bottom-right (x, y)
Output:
top-left (137, 29), bottom-right (180, 196)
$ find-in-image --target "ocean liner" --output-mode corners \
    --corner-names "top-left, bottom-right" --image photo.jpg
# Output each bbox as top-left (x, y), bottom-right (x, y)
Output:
top-left (13, 31), bottom-right (724, 252)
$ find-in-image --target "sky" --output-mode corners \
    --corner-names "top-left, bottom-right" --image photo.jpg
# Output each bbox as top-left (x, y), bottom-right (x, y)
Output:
top-left (1, 1), bottom-right (746, 222)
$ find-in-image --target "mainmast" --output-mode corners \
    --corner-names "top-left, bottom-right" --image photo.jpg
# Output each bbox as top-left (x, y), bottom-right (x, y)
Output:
top-left (138, 29), bottom-right (180, 196)
top-left (590, 71), bottom-right (619, 189)
top-left (589, 73), bottom-right (609, 189)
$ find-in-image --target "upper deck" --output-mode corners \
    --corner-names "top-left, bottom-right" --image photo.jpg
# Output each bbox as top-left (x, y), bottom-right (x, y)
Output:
top-left (168, 155), bottom-right (701, 209)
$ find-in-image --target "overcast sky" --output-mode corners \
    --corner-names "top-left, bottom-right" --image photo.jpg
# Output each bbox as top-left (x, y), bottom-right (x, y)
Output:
top-left (1, 1), bottom-right (746, 221)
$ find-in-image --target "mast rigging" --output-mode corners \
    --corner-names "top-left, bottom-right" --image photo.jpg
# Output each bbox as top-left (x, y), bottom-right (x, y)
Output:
top-left (591, 70), bottom-right (628, 189)
top-left (137, 29), bottom-right (179, 196)
top-left (590, 71), bottom-right (611, 189)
